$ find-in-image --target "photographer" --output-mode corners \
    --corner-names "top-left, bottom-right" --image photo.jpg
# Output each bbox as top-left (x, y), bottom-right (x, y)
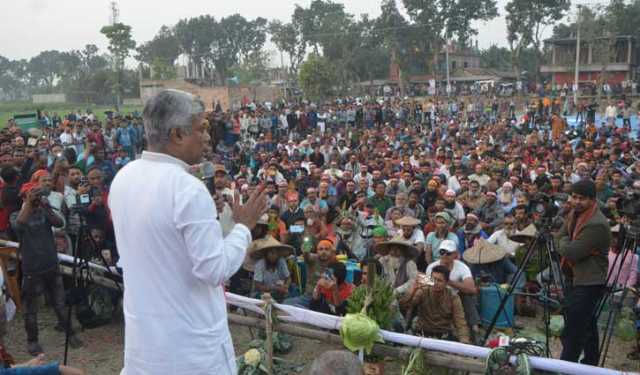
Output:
top-left (75, 143), bottom-right (116, 186)
top-left (399, 265), bottom-right (470, 343)
top-left (557, 180), bottom-right (611, 365)
top-left (10, 183), bottom-right (82, 355)
top-left (310, 261), bottom-right (354, 316)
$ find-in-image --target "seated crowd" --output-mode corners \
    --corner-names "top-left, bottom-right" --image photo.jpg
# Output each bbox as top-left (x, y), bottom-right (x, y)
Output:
top-left (0, 94), bottom-right (638, 359)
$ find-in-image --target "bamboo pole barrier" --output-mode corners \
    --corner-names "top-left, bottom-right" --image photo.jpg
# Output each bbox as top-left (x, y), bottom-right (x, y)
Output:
top-left (262, 293), bottom-right (274, 375)
top-left (59, 265), bottom-right (121, 290)
top-left (228, 313), bottom-right (487, 373)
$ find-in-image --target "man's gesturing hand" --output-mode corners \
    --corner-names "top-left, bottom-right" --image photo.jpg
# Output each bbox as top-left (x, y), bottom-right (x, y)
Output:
top-left (232, 186), bottom-right (268, 230)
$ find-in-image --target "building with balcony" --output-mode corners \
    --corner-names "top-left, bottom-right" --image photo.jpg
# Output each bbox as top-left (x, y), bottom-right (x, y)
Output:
top-left (540, 35), bottom-right (638, 85)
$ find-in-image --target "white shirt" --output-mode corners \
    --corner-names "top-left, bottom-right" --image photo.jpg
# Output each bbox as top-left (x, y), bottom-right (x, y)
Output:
top-left (426, 259), bottom-right (472, 293)
top-left (59, 132), bottom-right (74, 147)
top-left (398, 228), bottom-right (425, 246)
top-left (109, 151), bottom-right (251, 375)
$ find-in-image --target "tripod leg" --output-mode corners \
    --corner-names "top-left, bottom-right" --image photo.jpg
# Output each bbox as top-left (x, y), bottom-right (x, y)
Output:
top-left (483, 237), bottom-right (538, 343)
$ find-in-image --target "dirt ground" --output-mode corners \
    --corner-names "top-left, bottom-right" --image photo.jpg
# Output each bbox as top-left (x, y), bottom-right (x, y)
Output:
top-left (3, 307), bottom-right (638, 374)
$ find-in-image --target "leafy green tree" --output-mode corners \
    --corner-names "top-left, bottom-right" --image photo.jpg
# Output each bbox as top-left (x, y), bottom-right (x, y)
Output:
top-left (605, 0), bottom-right (640, 41)
top-left (402, 0), bottom-right (498, 46)
top-left (173, 14), bottom-right (267, 84)
top-left (229, 50), bottom-right (271, 85)
top-left (293, 0), bottom-right (348, 54)
top-left (0, 56), bottom-right (29, 100)
top-left (151, 58), bottom-right (177, 80)
top-left (136, 25), bottom-right (181, 69)
top-left (377, 0), bottom-right (429, 92)
top-left (506, 0), bottom-right (570, 81)
top-left (480, 45), bottom-right (513, 71)
top-left (298, 53), bottom-right (337, 101)
top-left (100, 23), bottom-right (136, 106)
top-left (28, 50), bottom-right (65, 91)
top-left (268, 20), bottom-right (307, 76)
top-left (81, 44), bottom-right (109, 73)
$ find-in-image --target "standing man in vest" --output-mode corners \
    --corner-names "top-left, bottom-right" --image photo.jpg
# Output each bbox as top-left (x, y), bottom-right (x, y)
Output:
top-left (110, 89), bottom-right (267, 374)
top-left (558, 180), bottom-right (611, 365)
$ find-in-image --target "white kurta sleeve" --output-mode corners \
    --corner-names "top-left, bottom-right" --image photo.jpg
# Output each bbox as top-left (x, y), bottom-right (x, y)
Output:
top-left (174, 182), bottom-right (251, 285)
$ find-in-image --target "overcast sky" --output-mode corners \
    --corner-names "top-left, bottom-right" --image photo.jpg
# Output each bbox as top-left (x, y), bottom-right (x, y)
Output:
top-left (0, 0), bottom-right (569, 62)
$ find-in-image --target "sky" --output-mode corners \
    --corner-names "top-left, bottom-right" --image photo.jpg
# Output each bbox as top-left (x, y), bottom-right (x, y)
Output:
top-left (0, 0), bottom-right (571, 62)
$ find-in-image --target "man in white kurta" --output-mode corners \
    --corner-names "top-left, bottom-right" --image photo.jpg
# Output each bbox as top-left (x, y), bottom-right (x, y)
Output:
top-left (110, 151), bottom-right (251, 374)
top-left (109, 89), bottom-right (265, 375)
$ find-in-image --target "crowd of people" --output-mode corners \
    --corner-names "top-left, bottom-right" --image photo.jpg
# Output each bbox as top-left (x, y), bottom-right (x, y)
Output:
top-left (0, 90), bottom-right (639, 370)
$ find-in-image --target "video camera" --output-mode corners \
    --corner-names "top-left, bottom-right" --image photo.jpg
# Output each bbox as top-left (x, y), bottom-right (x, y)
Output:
top-left (620, 190), bottom-right (640, 239)
top-left (531, 193), bottom-right (562, 230)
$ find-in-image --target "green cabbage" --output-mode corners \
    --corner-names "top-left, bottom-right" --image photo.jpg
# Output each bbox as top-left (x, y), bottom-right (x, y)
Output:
top-left (340, 313), bottom-right (383, 354)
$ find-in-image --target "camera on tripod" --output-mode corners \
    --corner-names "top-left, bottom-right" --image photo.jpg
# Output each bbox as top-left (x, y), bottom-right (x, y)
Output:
top-left (621, 188), bottom-right (640, 239)
top-left (531, 193), bottom-right (562, 230)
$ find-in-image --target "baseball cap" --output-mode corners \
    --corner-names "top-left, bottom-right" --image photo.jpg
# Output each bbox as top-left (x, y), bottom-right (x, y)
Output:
top-left (438, 239), bottom-right (458, 254)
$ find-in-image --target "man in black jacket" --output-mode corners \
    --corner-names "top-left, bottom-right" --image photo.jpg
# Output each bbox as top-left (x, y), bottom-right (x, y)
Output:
top-left (11, 184), bottom-right (82, 355)
top-left (558, 180), bottom-right (611, 365)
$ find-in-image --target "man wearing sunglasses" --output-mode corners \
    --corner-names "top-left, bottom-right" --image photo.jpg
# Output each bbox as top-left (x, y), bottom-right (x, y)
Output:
top-left (426, 240), bottom-right (479, 342)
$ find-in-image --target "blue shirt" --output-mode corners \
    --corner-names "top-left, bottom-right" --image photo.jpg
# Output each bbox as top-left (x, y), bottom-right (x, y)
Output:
top-left (1, 363), bottom-right (60, 374)
top-left (300, 198), bottom-right (328, 212)
top-left (425, 232), bottom-right (459, 261)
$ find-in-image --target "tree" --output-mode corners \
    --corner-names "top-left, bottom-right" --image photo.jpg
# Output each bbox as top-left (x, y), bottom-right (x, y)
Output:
top-left (377, 0), bottom-right (429, 92)
top-left (136, 25), bottom-right (181, 72)
top-left (81, 44), bottom-right (109, 73)
top-left (28, 50), bottom-right (65, 91)
top-left (293, 0), bottom-right (348, 54)
top-left (269, 20), bottom-right (307, 76)
top-left (211, 14), bottom-right (268, 82)
top-left (505, 0), bottom-right (570, 81)
top-left (0, 56), bottom-right (29, 100)
top-left (480, 45), bottom-right (512, 71)
top-left (151, 58), bottom-right (177, 80)
top-left (605, 0), bottom-right (640, 41)
top-left (402, 0), bottom-right (498, 46)
top-left (345, 15), bottom-right (390, 84)
top-left (100, 22), bottom-right (136, 106)
top-left (299, 53), bottom-right (337, 101)
top-left (173, 14), bottom-right (267, 84)
top-left (229, 50), bottom-right (272, 85)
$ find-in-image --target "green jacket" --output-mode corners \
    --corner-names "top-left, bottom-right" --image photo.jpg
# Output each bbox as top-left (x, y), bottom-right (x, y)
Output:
top-left (557, 207), bottom-right (611, 286)
top-left (368, 195), bottom-right (393, 217)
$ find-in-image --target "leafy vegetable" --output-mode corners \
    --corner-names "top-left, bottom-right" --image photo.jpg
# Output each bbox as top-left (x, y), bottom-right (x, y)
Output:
top-left (346, 278), bottom-right (395, 330)
top-left (340, 313), bottom-right (384, 354)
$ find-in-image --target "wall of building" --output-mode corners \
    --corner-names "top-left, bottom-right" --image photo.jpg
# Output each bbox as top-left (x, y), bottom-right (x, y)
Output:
top-left (139, 79), bottom-right (282, 111)
top-left (140, 79), bottom-right (230, 110)
top-left (32, 94), bottom-right (66, 104)
top-left (553, 71), bottom-right (628, 85)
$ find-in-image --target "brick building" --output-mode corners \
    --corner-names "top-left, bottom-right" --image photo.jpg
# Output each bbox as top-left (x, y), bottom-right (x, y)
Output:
top-left (540, 35), bottom-right (638, 85)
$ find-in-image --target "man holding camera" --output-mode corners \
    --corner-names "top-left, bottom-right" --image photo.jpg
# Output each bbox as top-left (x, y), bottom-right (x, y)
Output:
top-left (558, 180), bottom-right (611, 365)
top-left (10, 183), bottom-right (82, 355)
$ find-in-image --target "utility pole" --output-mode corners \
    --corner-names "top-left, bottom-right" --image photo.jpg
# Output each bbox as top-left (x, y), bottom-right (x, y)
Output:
top-left (109, 1), bottom-right (119, 25)
top-left (109, 1), bottom-right (121, 111)
top-left (444, 30), bottom-right (451, 98)
top-left (573, 5), bottom-right (581, 106)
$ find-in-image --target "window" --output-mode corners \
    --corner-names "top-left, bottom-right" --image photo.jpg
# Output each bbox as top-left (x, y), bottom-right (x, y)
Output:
top-left (464, 61), bottom-right (469, 68)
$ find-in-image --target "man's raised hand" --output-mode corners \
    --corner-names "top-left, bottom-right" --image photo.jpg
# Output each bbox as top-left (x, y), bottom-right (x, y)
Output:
top-left (232, 185), bottom-right (268, 229)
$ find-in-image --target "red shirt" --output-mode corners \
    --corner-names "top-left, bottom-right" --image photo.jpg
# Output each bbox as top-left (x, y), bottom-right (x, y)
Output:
top-left (0, 181), bottom-right (8, 232)
top-left (87, 131), bottom-right (105, 149)
top-left (320, 282), bottom-right (354, 306)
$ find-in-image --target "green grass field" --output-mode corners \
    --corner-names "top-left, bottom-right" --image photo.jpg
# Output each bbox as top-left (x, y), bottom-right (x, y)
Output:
top-left (0, 101), bottom-right (143, 127)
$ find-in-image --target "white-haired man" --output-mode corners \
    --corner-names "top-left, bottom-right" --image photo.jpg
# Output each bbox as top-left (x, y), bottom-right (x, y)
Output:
top-left (109, 90), bottom-right (267, 374)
